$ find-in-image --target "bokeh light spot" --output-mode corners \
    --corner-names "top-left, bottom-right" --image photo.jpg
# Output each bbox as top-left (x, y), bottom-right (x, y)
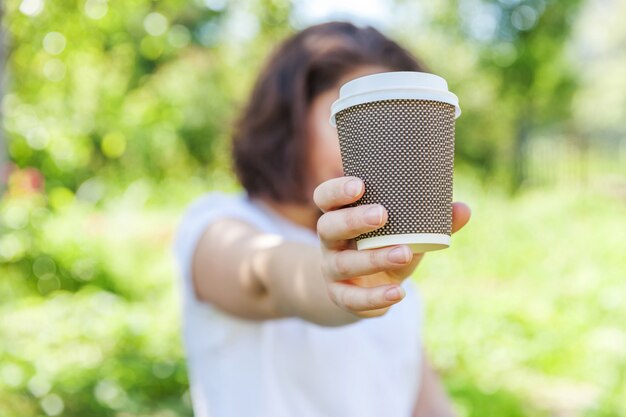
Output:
top-left (43, 32), bottom-right (66, 55)
top-left (76, 177), bottom-right (105, 205)
top-left (48, 187), bottom-right (75, 210)
top-left (33, 256), bottom-right (57, 279)
top-left (144, 12), bottom-right (169, 36)
top-left (196, 21), bottom-right (220, 47)
top-left (84, 0), bottom-right (108, 19)
top-left (40, 393), bottom-right (64, 416)
top-left (71, 258), bottom-right (96, 281)
top-left (26, 126), bottom-right (50, 150)
top-left (511, 5), bottom-right (538, 31)
top-left (75, 344), bottom-right (104, 368)
top-left (19, 0), bottom-right (44, 16)
top-left (0, 363), bottom-right (25, 388)
top-left (459, 0), bottom-right (500, 42)
top-left (37, 276), bottom-right (61, 295)
top-left (168, 25), bottom-right (191, 48)
top-left (94, 379), bottom-right (128, 409)
top-left (28, 375), bottom-right (52, 397)
top-left (140, 37), bottom-right (164, 60)
top-left (225, 8), bottom-right (259, 42)
top-left (3, 203), bottom-right (30, 229)
top-left (43, 59), bottom-right (66, 82)
top-left (0, 234), bottom-right (26, 262)
top-left (204, 0), bottom-right (227, 11)
top-left (101, 132), bottom-right (127, 158)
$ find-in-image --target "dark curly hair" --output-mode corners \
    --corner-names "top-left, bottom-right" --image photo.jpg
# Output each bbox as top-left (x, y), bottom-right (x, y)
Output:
top-left (232, 21), bottom-right (425, 204)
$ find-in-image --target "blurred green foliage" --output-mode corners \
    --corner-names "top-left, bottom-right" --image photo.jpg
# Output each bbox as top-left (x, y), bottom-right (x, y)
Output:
top-left (1, 200), bottom-right (193, 416)
top-left (1, 0), bottom-right (625, 416)
top-left (422, 180), bottom-right (626, 416)
top-left (5, 0), bottom-right (236, 190)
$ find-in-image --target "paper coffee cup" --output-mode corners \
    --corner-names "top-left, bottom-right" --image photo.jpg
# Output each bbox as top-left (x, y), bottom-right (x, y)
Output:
top-left (330, 71), bottom-right (461, 253)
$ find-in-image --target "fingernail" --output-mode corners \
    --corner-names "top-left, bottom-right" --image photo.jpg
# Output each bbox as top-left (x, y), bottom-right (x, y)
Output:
top-left (344, 179), bottom-right (363, 198)
top-left (388, 246), bottom-right (411, 263)
top-left (385, 286), bottom-right (406, 301)
top-left (365, 206), bottom-right (383, 226)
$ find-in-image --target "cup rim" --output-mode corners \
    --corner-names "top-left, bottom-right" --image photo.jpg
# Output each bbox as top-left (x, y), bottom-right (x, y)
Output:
top-left (329, 71), bottom-right (461, 126)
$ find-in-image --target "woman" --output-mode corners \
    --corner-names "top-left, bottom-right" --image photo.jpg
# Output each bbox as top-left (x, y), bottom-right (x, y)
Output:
top-left (174, 21), bottom-right (471, 417)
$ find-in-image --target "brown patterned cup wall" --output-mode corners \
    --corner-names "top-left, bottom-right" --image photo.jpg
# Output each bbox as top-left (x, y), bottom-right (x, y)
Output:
top-left (335, 99), bottom-right (456, 250)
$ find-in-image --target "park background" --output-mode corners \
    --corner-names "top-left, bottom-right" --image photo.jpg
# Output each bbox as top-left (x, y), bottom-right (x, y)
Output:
top-left (1, 0), bottom-right (625, 416)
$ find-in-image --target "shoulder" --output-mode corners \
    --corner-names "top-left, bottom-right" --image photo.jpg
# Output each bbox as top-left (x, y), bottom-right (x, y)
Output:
top-left (173, 191), bottom-right (272, 264)
top-left (175, 192), bottom-right (245, 261)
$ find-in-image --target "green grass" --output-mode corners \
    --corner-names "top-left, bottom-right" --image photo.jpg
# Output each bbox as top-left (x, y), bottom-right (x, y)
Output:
top-left (1, 178), bottom-right (625, 416)
top-left (417, 181), bottom-right (626, 416)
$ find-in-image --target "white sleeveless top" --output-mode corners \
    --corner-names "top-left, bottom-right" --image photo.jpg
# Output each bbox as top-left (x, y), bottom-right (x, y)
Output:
top-left (174, 192), bottom-right (424, 417)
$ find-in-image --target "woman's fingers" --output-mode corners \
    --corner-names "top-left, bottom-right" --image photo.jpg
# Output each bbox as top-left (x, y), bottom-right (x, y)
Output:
top-left (451, 201), bottom-right (471, 234)
top-left (317, 204), bottom-right (387, 248)
top-left (328, 282), bottom-right (406, 315)
top-left (322, 245), bottom-right (413, 280)
top-left (385, 252), bottom-right (425, 281)
top-left (318, 201), bottom-right (470, 249)
top-left (313, 176), bottom-right (364, 213)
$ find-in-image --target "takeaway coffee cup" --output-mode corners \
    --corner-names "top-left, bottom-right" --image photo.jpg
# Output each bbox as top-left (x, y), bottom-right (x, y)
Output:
top-left (329, 71), bottom-right (461, 253)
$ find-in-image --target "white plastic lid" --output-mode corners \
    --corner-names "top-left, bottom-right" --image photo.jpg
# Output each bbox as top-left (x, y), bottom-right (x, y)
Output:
top-left (329, 71), bottom-right (461, 126)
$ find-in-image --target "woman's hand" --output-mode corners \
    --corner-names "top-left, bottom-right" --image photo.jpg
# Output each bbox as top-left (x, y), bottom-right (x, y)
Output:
top-left (313, 176), bottom-right (471, 318)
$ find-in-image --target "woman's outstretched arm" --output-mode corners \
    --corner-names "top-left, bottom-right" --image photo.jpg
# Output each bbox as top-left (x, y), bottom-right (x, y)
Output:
top-left (193, 217), bottom-right (361, 326)
top-left (192, 176), bottom-right (471, 326)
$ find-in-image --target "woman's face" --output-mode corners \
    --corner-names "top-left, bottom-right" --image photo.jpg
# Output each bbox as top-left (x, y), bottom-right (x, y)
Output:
top-left (306, 65), bottom-right (389, 198)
